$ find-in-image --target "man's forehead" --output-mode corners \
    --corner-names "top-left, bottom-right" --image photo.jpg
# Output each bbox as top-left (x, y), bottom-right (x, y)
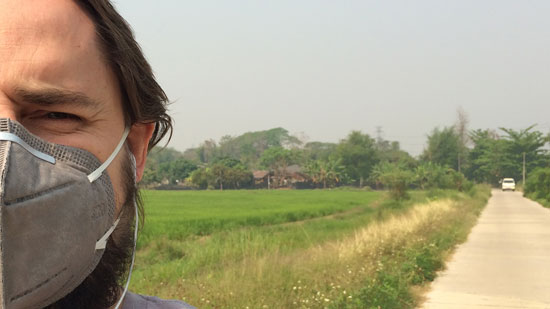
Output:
top-left (0, 0), bottom-right (95, 44)
top-left (0, 0), bottom-right (102, 73)
top-left (0, 0), bottom-right (120, 111)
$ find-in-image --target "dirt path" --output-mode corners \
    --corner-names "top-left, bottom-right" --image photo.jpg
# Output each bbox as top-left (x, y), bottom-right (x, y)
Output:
top-left (421, 190), bottom-right (550, 308)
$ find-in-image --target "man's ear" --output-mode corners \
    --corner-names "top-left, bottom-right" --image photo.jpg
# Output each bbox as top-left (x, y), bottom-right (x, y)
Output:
top-left (127, 123), bottom-right (155, 182)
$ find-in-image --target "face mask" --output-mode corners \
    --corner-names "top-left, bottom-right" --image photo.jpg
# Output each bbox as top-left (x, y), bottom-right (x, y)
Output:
top-left (0, 118), bottom-right (131, 309)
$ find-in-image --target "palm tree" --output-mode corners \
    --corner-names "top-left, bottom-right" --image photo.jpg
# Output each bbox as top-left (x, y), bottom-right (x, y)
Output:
top-left (319, 158), bottom-right (345, 189)
top-left (304, 160), bottom-right (321, 188)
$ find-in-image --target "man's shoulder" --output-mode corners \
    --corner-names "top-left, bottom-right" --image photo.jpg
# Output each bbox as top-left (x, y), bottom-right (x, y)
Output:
top-left (122, 291), bottom-right (195, 309)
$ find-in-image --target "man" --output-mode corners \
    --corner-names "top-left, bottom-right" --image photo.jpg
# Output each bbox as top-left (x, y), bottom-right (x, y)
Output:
top-left (0, 0), bottom-right (193, 308)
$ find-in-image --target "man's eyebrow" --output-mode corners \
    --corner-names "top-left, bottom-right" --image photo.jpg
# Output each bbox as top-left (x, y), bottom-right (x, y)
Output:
top-left (14, 87), bottom-right (100, 110)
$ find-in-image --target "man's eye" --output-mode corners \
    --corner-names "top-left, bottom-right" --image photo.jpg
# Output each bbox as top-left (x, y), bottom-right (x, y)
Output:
top-left (46, 112), bottom-right (80, 120)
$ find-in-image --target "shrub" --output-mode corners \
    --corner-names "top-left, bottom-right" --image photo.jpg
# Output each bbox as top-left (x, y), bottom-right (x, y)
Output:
top-left (355, 270), bottom-right (414, 309)
top-left (524, 167), bottom-right (550, 202)
top-left (415, 162), bottom-right (472, 192)
top-left (374, 163), bottom-right (414, 200)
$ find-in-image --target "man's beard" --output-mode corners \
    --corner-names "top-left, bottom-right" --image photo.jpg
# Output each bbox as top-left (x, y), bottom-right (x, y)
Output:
top-left (45, 153), bottom-right (141, 309)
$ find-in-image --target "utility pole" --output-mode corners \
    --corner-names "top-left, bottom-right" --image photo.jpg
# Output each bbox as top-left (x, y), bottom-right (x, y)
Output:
top-left (523, 152), bottom-right (526, 185)
top-left (376, 126), bottom-right (383, 144)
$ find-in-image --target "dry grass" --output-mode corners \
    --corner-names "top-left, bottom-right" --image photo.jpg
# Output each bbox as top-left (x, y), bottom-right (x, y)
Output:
top-left (338, 200), bottom-right (453, 260)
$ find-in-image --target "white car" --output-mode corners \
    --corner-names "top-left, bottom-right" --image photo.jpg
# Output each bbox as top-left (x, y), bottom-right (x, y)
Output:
top-left (501, 178), bottom-right (516, 191)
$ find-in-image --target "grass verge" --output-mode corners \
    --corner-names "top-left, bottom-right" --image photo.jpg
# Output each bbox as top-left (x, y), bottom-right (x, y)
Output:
top-left (523, 194), bottom-right (550, 208)
top-left (332, 186), bottom-right (490, 308)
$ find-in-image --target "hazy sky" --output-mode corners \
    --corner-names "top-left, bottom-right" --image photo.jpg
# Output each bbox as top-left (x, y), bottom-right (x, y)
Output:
top-left (114, 1), bottom-right (550, 156)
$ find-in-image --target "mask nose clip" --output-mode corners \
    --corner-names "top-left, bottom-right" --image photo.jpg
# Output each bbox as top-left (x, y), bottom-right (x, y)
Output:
top-left (0, 132), bottom-right (56, 164)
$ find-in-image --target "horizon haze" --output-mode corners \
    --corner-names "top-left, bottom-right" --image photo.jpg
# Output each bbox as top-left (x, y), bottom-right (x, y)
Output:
top-left (114, 0), bottom-right (550, 156)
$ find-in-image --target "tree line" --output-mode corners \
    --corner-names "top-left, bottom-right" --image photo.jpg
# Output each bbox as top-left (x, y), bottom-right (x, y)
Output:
top-left (142, 113), bottom-right (550, 195)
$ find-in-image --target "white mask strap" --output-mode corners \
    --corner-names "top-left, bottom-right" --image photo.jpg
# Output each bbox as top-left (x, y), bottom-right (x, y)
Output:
top-left (114, 200), bottom-right (139, 309)
top-left (87, 127), bottom-right (131, 183)
top-left (95, 216), bottom-right (121, 250)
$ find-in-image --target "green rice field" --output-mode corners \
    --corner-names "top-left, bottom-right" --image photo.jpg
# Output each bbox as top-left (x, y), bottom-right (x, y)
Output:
top-left (137, 189), bottom-right (382, 246)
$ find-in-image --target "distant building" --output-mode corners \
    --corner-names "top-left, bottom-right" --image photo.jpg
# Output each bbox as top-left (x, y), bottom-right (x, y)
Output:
top-left (253, 165), bottom-right (308, 189)
top-left (253, 170), bottom-right (271, 188)
top-left (282, 165), bottom-right (307, 184)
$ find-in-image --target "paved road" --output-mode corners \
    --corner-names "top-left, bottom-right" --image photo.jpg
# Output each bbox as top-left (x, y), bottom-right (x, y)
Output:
top-left (421, 190), bottom-right (550, 308)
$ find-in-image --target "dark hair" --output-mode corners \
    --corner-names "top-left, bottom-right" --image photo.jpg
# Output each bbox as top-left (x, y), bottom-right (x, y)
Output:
top-left (75, 0), bottom-right (172, 150)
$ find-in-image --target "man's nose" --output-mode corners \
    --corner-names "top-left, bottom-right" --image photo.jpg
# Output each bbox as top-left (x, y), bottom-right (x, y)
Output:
top-left (0, 92), bottom-right (19, 121)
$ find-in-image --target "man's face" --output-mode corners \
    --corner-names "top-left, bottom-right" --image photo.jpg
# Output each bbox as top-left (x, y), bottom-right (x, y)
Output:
top-left (0, 0), bottom-right (130, 211)
top-left (0, 1), bottom-right (153, 306)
